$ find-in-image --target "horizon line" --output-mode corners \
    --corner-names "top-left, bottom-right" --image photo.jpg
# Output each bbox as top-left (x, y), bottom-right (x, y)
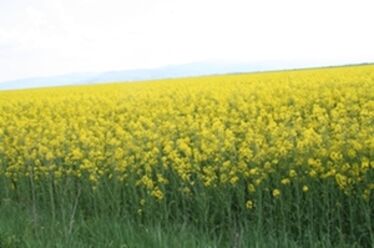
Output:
top-left (1, 61), bottom-right (373, 92)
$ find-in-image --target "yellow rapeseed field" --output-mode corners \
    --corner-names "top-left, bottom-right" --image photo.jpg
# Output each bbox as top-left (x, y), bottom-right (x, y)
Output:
top-left (0, 65), bottom-right (373, 206)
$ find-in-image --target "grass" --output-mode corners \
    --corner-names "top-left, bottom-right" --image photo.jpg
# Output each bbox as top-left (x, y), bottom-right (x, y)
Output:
top-left (0, 203), bottom-right (359, 248)
top-left (0, 175), bottom-right (372, 247)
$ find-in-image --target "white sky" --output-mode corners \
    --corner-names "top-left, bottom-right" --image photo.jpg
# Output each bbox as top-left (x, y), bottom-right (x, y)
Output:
top-left (0, 0), bottom-right (374, 82)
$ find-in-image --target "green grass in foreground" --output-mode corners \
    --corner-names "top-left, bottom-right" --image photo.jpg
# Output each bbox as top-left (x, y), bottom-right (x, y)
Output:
top-left (0, 180), bottom-right (372, 248)
top-left (0, 204), bottom-right (366, 248)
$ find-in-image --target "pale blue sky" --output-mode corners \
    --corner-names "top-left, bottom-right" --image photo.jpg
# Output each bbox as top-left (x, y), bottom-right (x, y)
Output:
top-left (1, 0), bottom-right (374, 83)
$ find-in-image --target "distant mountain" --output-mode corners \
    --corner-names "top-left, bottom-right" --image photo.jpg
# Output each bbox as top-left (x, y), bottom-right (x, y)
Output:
top-left (0, 72), bottom-right (103, 91)
top-left (0, 62), bottom-right (264, 90)
top-left (0, 60), bottom-right (367, 90)
top-left (90, 62), bottom-right (271, 82)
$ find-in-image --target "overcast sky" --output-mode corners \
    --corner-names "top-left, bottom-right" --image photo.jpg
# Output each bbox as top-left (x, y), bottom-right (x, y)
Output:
top-left (1, 0), bottom-right (374, 83)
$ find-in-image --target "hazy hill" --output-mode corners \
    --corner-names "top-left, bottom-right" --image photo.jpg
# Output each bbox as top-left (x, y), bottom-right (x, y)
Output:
top-left (0, 60), bottom-right (365, 90)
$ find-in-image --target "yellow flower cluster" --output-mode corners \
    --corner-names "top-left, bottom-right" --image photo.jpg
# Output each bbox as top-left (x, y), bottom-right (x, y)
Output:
top-left (0, 65), bottom-right (373, 202)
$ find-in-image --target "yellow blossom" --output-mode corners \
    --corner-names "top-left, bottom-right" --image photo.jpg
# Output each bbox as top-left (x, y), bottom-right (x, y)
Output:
top-left (272, 189), bottom-right (281, 198)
